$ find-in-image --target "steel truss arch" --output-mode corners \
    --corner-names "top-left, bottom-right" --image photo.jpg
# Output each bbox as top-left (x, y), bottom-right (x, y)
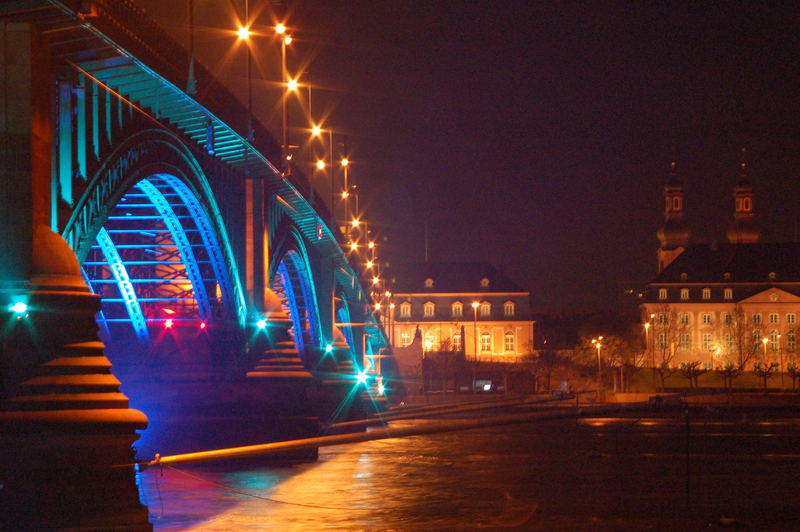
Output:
top-left (95, 227), bottom-right (149, 342)
top-left (62, 128), bottom-right (246, 326)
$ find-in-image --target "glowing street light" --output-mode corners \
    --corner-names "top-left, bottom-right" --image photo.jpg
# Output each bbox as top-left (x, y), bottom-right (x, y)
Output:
top-left (256, 319), bottom-right (267, 330)
top-left (351, 218), bottom-right (360, 228)
top-left (316, 159), bottom-right (326, 170)
top-left (471, 301), bottom-right (479, 359)
top-left (9, 301), bottom-right (28, 314)
top-left (287, 78), bottom-right (299, 91)
top-left (237, 26), bottom-right (251, 40)
top-left (592, 336), bottom-right (603, 398)
top-left (340, 157), bottom-right (349, 167)
top-left (275, 23), bottom-right (286, 35)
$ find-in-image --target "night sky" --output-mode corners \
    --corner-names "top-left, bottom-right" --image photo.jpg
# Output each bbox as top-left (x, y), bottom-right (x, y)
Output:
top-left (134, 1), bottom-right (800, 313)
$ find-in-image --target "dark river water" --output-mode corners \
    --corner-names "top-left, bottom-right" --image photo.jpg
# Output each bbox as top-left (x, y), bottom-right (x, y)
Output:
top-left (138, 410), bottom-right (800, 530)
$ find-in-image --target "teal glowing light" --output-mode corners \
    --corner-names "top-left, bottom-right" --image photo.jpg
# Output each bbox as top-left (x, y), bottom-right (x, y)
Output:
top-left (325, 343), bottom-right (333, 353)
top-left (356, 371), bottom-right (368, 384)
top-left (378, 383), bottom-right (386, 395)
top-left (9, 302), bottom-right (28, 314)
top-left (256, 319), bottom-right (267, 330)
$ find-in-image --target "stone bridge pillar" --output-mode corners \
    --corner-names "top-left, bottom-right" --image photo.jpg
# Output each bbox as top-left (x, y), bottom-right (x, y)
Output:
top-left (0, 23), bottom-right (150, 530)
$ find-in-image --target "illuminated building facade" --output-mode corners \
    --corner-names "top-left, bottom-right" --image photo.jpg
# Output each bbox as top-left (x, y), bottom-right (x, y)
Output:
top-left (642, 168), bottom-right (800, 369)
top-left (389, 263), bottom-right (534, 361)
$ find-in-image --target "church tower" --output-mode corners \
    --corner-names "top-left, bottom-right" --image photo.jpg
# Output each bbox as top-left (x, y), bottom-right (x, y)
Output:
top-left (726, 156), bottom-right (761, 244)
top-left (657, 162), bottom-right (691, 272)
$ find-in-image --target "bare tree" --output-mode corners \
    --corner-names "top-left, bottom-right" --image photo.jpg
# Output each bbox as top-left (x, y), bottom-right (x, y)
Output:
top-left (721, 304), bottom-right (759, 370)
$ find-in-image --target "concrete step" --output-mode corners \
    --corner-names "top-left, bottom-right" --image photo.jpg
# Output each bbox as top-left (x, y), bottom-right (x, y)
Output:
top-left (7, 392), bottom-right (130, 410)
top-left (36, 356), bottom-right (112, 375)
top-left (60, 341), bottom-right (106, 356)
top-left (18, 374), bottom-right (122, 394)
top-left (246, 370), bottom-right (313, 380)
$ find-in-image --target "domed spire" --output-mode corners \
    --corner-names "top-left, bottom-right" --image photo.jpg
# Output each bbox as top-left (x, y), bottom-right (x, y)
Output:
top-left (657, 161), bottom-right (691, 249)
top-left (726, 149), bottom-right (760, 244)
top-left (657, 161), bottom-right (691, 272)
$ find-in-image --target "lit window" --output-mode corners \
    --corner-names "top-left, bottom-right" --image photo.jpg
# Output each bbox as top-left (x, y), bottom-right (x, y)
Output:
top-left (679, 333), bottom-right (690, 349)
top-left (657, 313), bottom-right (668, 324)
top-left (480, 332), bottom-right (491, 352)
top-left (723, 313), bottom-right (732, 325)
top-left (702, 313), bottom-right (713, 325)
top-left (400, 332), bottom-right (410, 347)
top-left (503, 301), bottom-right (515, 317)
top-left (743, 197), bottom-right (751, 211)
top-left (788, 330), bottom-right (796, 353)
top-left (424, 278), bottom-right (434, 288)
top-left (724, 333), bottom-right (733, 349)
top-left (752, 329), bottom-right (761, 344)
top-left (424, 331), bottom-right (435, 349)
top-left (770, 330), bottom-right (780, 352)
top-left (752, 313), bottom-right (762, 325)
top-left (680, 313), bottom-right (690, 325)
top-left (724, 288), bottom-right (733, 300)
top-left (702, 288), bottom-right (711, 300)
top-left (788, 313), bottom-right (796, 325)
top-left (452, 332), bottom-right (462, 351)
top-left (451, 301), bottom-right (463, 318)
top-left (658, 288), bottom-right (667, 300)
top-left (424, 301), bottom-right (435, 318)
top-left (769, 313), bottom-right (779, 324)
top-left (702, 333), bottom-right (713, 351)
top-left (400, 302), bottom-right (411, 318)
top-left (504, 331), bottom-right (515, 352)
top-left (680, 288), bottom-right (689, 300)
top-left (480, 301), bottom-right (491, 318)
top-left (657, 333), bottom-right (667, 350)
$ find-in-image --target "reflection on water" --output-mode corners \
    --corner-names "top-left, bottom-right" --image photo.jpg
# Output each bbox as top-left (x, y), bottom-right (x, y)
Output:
top-left (140, 414), bottom-right (800, 530)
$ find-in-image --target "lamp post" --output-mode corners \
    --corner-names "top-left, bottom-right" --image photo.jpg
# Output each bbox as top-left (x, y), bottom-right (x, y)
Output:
top-left (276, 23), bottom-right (292, 173)
top-left (592, 336), bottom-right (603, 399)
top-left (644, 321), bottom-right (652, 387)
top-left (471, 301), bottom-right (479, 361)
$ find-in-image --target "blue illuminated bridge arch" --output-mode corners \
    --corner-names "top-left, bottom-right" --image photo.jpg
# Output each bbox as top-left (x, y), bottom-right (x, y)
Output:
top-left (64, 130), bottom-right (246, 344)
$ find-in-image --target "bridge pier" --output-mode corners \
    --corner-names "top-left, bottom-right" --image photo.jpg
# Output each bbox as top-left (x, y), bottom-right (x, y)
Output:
top-left (0, 227), bottom-right (150, 530)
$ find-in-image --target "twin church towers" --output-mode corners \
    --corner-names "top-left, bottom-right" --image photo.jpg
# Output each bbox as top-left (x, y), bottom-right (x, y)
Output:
top-left (657, 160), bottom-right (761, 273)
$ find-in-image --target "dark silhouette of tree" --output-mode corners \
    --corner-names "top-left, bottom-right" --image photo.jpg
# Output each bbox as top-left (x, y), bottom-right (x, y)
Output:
top-left (679, 361), bottom-right (708, 390)
top-left (753, 361), bottom-right (779, 390)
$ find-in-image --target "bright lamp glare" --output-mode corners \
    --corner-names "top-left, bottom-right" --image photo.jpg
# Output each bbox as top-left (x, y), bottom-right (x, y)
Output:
top-left (341, 158), bottom-right (349, 167)
top-left (325, 343), bottom-right (333, 353)
top-left (316, 160), bottom-right (325, 170)
top-left (275, 23), bottom-right (286, 34)
top-left (378, 384), bottom-right (386, 395)
top-left (284, 35), bottom-right (293, 45)
top-left (256, 319), bottom-right (267, 330)
top-left (238, 26), bottom-right (250, 40)
top-left (287, 79), bottom-right (298, 91)
top-left (165, 318), bottom-right (174, 329)
top-left (356, 371), bottom-right (368, 384)
top-left (200, 322), bottom-right (207, 330)
top-left (312, 126), bottom-right (322, 136)
top-left (10, 302), bottom-right (27, 314)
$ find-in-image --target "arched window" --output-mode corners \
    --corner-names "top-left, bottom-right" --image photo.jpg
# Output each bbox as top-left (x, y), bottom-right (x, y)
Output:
top-left (480, 332), bottom-right (491, 352)
top-left (673, 197), bottom-right (681, 210)
top-left (658, 288), bottom-right (667, 300)
top-left (479, 301), bottom-right (491, 317)
top-left (399, 302), bottom-right (411, 318)
top-left (451, 301), bottom-right (463, 318)
top-left (787, 330), bottom-right (796, 353)
top-left (680, 313), bottom-right (690, 325)
top-left (504, 331), bottom-right (515, 352)
top-left (702, 288), bottom-right (711, 300)
top-left (503, 301), bottom-right (515, 317)
top-left (680, 288), bottom-right (689, 300)
top-left (423, 301), bottom-right (435, 318)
